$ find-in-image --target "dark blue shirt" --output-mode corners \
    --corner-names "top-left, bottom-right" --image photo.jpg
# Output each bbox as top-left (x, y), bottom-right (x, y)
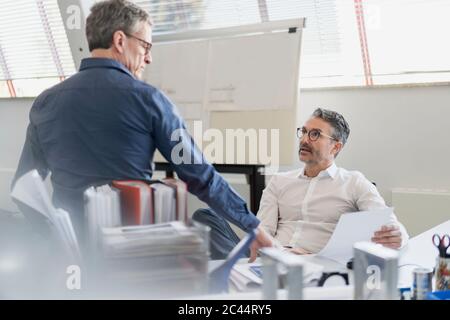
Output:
top-left (14, 57), bottom-right (259, 232)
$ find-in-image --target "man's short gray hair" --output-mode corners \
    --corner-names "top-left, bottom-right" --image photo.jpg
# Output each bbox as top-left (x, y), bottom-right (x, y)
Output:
top-left (86, 0), bottom-right (152, 52)
top-left (312, 108), bottom-right (350, 145)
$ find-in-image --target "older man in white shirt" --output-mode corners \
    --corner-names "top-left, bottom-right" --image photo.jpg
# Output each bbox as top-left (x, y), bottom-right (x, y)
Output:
top-left (193, 108), bottom-right (408, 260)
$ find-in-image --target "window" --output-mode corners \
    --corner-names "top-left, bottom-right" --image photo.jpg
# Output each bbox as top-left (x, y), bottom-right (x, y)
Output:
top-left (0, 0), bottom-right (75, 98)
top-left (363, 0), bottom-right (450, 85)
top-left (0, 0), bottom-right (448, 98)
top-left (136, 0), bottom-right (450, 88)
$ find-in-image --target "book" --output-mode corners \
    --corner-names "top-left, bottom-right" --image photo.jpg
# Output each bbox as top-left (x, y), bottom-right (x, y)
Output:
top-left (150, 182), bottom-right (176, 224)
top-left (112, 180), bottom-right (153, 226)
top-left (84, 184), bottom-right (121, 246)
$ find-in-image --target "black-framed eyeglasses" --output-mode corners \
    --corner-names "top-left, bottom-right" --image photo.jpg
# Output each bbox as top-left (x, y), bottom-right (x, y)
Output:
top-left (296, 127), bottom-right (338, 142)
top-left (124, 33), bottom-right (152, 55)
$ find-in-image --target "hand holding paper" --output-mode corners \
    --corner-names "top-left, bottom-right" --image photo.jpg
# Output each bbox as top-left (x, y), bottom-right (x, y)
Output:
top-left (372, 224), bottom-right (402, 249)
top-left (317, 208), bottom-right (394, 265)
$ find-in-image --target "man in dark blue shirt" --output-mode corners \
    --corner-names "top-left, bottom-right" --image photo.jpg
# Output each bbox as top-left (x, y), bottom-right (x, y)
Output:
top-left (13, 0), bottom-right (272, 254)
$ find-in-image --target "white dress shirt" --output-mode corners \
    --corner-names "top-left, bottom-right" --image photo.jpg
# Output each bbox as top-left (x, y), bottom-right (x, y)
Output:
top-left (257, 163), bottom-right (409, 253)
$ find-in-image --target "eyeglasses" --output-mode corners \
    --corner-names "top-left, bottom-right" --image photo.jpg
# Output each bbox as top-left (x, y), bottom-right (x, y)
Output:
top-left (296, 127), bottom-right (338, 142)
top-left (124, 33), bottom-right (152, 55)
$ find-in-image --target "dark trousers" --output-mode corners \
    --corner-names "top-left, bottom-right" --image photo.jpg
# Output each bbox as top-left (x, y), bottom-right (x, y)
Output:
top-left (192, 208), bottom-right (250, 260)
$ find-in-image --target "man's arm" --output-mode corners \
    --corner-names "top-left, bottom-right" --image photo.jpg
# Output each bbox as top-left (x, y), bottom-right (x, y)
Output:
top-left (11, 122), bottom-right (49, 189)
top-left (354, 173), bottom-right (409, 248)
top-left (148, 90), bottom-right (260, 232)
top-left (255, 175), bottom-right (279, 237)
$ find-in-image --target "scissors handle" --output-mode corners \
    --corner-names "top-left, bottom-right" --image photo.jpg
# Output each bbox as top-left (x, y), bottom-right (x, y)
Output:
top-left (432, 234), bottom-right (450, 257)
top-left (433, 234), bottom-right (449, 246)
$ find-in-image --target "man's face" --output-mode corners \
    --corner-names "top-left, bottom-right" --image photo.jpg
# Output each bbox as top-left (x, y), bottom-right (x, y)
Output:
top-left (298, 117), bottom-right (340, 166)
top-left (122, 22), bottom-right (152, 79)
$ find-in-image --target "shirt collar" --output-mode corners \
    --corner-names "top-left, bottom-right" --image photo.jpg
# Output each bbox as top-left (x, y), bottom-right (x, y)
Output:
top-left (298, 162), bottom-right (338, 180)
top-left (79, 57), bottom-right (135, 79)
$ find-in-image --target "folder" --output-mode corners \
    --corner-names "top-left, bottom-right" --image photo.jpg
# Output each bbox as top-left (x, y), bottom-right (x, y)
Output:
top-left (162, 178), bottom-right (188, 222)
top-left (84, 184), bottom-right (122, 247)
top-left (150, 182), bottom-right (176, 224)
top-left (112, 180), bottom-right (154, 226)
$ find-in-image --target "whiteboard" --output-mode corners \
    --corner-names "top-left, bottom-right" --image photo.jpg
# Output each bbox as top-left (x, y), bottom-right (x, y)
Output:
top-left (143, 19), bottom-right (304, 119)
top-left (145, 40), bottom-right (209, 120)
top-left (207, 31), bottom-right (302, 111)
top-left (143, 19), bottom-right (305, 166)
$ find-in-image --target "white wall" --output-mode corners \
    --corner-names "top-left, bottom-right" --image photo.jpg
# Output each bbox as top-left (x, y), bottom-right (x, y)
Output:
top-left (0, 98), bottom-right (32, 211)
top-left (298, 84), bottom-right (450, 205)
top-left (1, 85), bottom-right (450, 229)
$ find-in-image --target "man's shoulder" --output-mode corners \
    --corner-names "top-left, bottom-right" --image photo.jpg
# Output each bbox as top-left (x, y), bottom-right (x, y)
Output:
top-left (336, 166), bottom-right (371, 183)
top-left (273, 168), bottom-right (303, 179)
top-left (132, 80), bottom-right (173, 104)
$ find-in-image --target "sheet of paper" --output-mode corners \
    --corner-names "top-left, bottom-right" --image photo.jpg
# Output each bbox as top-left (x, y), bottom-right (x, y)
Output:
top-left (10, 170), bottom-right (55, 220)
top-left (317, 208), bottom-right (394, 265)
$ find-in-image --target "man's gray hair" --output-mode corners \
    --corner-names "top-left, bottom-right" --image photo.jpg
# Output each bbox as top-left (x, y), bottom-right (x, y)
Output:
top-left (86, 0), bottom-right (152, 52)
top-left (312, 108), bottom-right (350, 145)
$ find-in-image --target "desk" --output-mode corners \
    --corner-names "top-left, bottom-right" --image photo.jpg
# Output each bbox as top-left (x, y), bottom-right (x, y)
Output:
top-left (202, 256), bottom-right (353, 300)
top-left (200, 220), bottom-right (450, 300)
top-left (397, 219), bottom-right (450, 288)
top-left (154, 162), bottom-right (265, 213)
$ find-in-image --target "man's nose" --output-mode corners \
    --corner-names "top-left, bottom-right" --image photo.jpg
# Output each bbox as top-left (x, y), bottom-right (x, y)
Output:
top-left (145, 52), bottom-right (152, 65)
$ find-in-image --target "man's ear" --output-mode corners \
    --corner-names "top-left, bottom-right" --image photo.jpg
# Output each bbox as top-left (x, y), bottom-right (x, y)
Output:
top-left (332, 141), bottom-right (343, 157)
top-left (112, 30), bottom-right (126, 54)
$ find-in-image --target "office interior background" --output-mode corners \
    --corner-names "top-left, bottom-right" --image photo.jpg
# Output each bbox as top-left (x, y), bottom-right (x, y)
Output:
top-left (0, 0), bottom-right (449, 291)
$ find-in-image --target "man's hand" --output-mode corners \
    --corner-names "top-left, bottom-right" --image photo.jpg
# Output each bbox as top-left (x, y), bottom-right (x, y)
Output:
top-left (372, 224), bottom-right (402, 249)
top-left (249, 226), bottom-right (274, 262)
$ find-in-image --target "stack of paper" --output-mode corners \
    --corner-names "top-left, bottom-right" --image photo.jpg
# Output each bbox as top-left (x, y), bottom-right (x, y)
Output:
top-left (97, 221), bottom-right (209, 296)
top-left (229, 261), bottom-right (324, 292)
top-left (10, 170), bottom-right (81, 261)
top-left (100, 221), bottom-right (205, 258)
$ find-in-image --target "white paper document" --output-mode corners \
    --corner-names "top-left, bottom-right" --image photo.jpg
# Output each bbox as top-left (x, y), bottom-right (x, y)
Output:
top-left (229, 261), bottom-right (324, 292)
top-left (317, 208), bottom-right (394, 265)
top-left (11, 170), bottom-right (81, 260)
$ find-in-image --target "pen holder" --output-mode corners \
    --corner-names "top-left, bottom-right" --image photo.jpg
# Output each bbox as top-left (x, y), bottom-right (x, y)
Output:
top-left (435, 256), bottom-right (450, 291)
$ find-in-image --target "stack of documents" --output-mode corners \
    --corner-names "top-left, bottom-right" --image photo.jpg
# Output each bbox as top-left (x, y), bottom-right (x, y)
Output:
top-left (100, 221), bottom-right (206, 258)
top-left (96, 221), bottom-right (209, 297)
top-left (229, 260), bottom-right (324, 292)
top-left (10, 170), bottom-right (81, 261)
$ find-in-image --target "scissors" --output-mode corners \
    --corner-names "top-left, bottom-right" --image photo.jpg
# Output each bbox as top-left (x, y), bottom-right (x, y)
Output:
top-left (432, 234), bottom-right (450, 258)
